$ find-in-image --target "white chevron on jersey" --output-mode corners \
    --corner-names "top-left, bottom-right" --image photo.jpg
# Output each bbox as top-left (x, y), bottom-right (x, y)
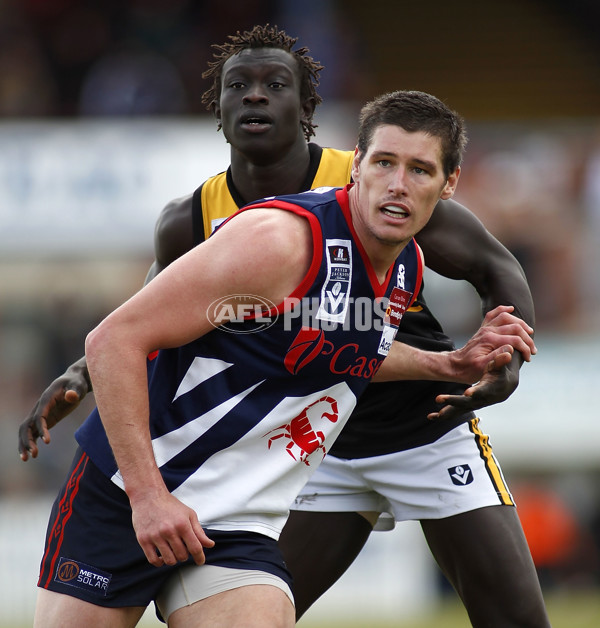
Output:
top-left (173, 356), bottom-right (233, 401)
top-left (111, 379), bottom-right (264, 488)
top-left (154, 381), bottom-right (264, 465)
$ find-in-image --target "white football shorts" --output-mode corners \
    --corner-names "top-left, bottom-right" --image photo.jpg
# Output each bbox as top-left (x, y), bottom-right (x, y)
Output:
top-left (291, 418), bottom-right (514, 530)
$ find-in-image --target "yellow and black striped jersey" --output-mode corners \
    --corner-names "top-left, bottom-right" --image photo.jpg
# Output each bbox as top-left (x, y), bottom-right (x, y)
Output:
top-left (191, 144), bottom-right (353, 244)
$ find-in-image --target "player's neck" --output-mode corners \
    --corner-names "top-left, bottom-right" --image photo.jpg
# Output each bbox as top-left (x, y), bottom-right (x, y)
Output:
top-left (229, 141), bottom-right (312, 203)
top-left (348, 186), bottom-right (409, 283)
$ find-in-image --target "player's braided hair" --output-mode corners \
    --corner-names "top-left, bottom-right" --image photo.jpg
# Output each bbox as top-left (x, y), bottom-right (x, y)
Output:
top-left (202, 24), bottom-right (323, 141)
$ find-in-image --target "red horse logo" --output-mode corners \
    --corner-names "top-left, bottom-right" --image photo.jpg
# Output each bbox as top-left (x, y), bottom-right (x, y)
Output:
top-left (264, 396), bottom-right (339, 465)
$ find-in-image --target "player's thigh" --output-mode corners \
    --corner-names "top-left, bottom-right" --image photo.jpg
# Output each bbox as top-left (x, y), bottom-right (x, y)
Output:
top-left (279, 510), bottom-right (373, 570)
top-left (422, 506), bottom-right (550, 627)
top-left (279, 510), bottom-right (373, 619)
top-left (34, 588), bottom-right (145, 628)
top-left (168, 585), bottom-right (294, 628)
top-left (422, 505), bottom-right (537, 585)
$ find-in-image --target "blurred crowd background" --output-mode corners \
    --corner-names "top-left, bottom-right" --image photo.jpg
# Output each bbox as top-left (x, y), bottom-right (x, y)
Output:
top-left (1, 0), bottom-right (600, 624)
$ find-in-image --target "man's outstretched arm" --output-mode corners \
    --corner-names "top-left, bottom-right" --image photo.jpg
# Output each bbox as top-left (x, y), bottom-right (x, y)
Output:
top-left (374, 305), bottom-right (537, 418)
top-left (415, 198), bottom-right (536, 414)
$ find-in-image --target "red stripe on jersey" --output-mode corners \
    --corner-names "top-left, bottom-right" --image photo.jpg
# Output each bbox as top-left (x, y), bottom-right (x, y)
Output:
top-left (410, 244), bottom-right (424, 309)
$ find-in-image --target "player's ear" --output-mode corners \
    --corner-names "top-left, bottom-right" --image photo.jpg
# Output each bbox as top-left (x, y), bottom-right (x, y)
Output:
top-left (351, 147), bottom-right (362, 180)
top-left (211, 100), bottom-right (221, 129)
top-left (300, 97), bottom-right (316, 126)
top-left (440, 167), bottom-right (460, 200)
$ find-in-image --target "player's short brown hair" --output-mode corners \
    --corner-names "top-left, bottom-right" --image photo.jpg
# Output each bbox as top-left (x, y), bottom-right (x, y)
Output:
top-left (357, 90), bottom-right (468, 177)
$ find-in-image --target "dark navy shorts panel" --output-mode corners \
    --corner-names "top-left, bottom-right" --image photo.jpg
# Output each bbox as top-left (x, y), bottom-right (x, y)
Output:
top-left (38, 447), bottom-right (291, 609)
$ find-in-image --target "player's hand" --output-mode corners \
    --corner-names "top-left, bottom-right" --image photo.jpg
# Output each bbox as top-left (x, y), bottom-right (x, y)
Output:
top-left (445, 305), bottom-right (535, 384)
top-left (428, 356), bottom-right (521, 420)
top-left (18, 358), bottom-right (91, 461)
top-left (131, 491), bottom-right (215, 567)
top-left (428, 305), bottom-right (534, 420)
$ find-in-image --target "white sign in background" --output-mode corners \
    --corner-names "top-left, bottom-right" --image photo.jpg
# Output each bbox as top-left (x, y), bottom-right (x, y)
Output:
top-left (0, 120), bottom-right (230, 255)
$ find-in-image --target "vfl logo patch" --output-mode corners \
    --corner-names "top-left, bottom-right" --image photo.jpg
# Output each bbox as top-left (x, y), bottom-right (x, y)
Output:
top-left (55, 557), bottom-right (112, 596)
top-left (448, 465), bottom-right (473, 486)
top-left (317, 239), bottom-right (352, 323)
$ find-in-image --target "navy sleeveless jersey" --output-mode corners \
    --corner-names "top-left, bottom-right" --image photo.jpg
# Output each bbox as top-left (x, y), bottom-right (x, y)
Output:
top-left (75, 185), bottom-right (423, 539)
top-left (191, 143), bottom-right (475, 459)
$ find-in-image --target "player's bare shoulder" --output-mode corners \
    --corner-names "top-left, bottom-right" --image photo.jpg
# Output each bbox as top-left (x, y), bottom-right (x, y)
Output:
top-left (208, 207), bottom-right (314, 301)
top-left (154, 192), bottom-right (196, 267)
top-left (216, 207), bottom-right (312, 258)
top-left (419, 198), bottom-right (477, 245)
top-left (415, 199), bottom-right (486, 269)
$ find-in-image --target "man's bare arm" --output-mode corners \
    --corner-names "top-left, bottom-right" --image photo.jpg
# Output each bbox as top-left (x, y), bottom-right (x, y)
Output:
top-left (375, 305), bottom-right (536, 384)
top-left (415, 199), bottom-right (535, 412)
top-left (419, 198), bottom-right (534, 326)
